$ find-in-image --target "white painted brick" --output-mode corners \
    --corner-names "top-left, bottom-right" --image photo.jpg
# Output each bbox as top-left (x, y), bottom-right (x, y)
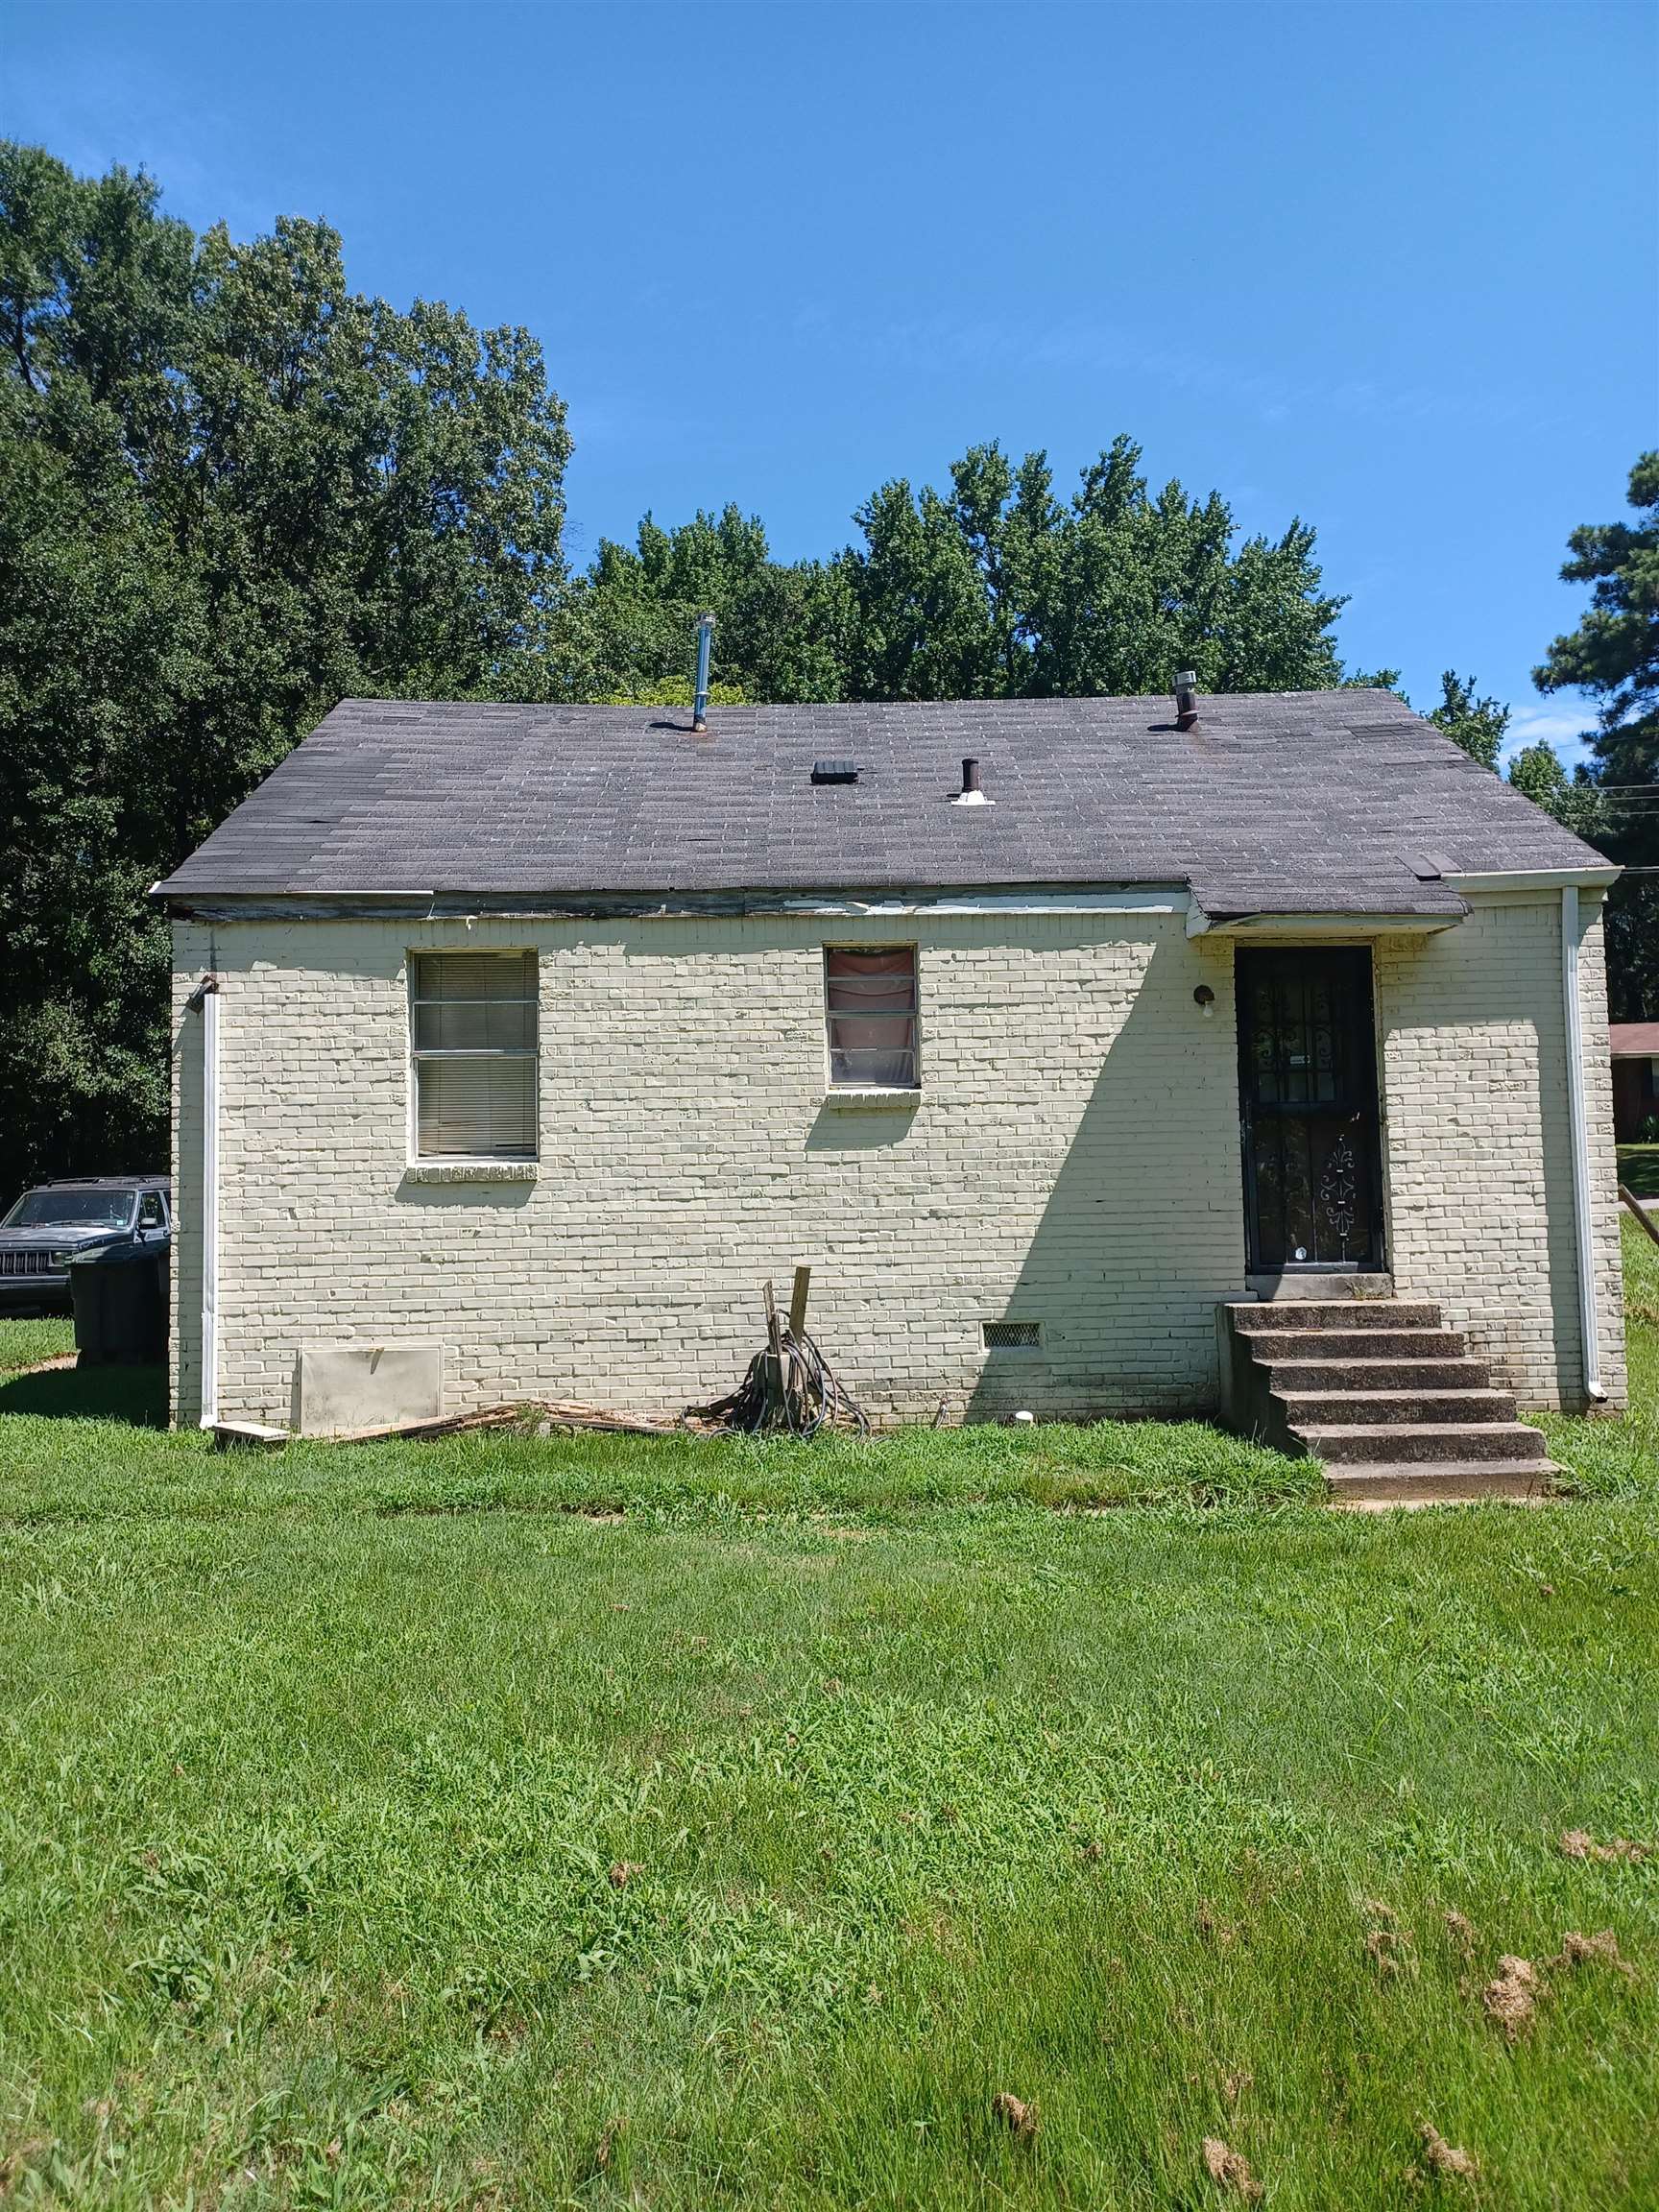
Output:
top-left (168, 893), bottom-right (1624, 1428)
top-left (1375, 892), bottom-right (1624, 1410)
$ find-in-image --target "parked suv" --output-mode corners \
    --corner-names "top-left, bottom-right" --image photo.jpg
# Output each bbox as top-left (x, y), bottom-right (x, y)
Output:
top-left (0, 1178), bottom-right (171, 1314)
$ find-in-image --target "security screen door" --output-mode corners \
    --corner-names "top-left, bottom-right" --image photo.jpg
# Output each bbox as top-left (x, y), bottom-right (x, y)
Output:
top-left (1235, 948), bottom-right (1385, 1272)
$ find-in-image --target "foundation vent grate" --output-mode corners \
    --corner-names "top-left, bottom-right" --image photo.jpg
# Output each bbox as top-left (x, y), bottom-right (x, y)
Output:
top-left (982, 1320), bottom-right (1042, 1351)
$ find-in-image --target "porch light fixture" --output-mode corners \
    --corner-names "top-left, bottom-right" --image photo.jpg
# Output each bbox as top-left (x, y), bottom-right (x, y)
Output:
top-left (1193, 983), bottom-right (1215, 1012)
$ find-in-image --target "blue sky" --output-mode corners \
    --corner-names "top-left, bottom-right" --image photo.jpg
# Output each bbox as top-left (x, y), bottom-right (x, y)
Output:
top-left (4, 0), bottom-right (1653, 763)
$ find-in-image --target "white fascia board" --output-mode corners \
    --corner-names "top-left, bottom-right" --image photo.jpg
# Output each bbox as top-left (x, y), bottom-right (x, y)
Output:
top-left (1444, 866), bottom-right (1621, 894)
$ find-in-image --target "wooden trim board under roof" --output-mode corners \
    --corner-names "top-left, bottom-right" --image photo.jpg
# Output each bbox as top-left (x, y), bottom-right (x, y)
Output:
top-left (157, 882), bottom-right (1196, 924)
top-left (1186, 909), bottom-right (1469, 940)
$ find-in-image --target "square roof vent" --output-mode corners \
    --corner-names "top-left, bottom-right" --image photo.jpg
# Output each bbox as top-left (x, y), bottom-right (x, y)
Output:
top-left (811, 759), bottom-right (858, 784)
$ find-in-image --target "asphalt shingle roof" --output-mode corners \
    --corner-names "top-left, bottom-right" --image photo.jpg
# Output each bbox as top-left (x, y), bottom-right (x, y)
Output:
top-left (157, 690), bottom-right (1608, 916)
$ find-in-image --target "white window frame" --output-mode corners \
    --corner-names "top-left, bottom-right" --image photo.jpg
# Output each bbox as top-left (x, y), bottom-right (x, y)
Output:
top-left (407, 950), bottom-right (540, 1165)
top-left (823, 943), bottom-right (922, 1094)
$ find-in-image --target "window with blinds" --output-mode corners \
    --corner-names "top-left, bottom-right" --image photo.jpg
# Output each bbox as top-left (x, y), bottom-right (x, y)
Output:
top-left (824, 946), bottom-right (920, 1089)
top-left (410, 951), bottom-right (539, 1160)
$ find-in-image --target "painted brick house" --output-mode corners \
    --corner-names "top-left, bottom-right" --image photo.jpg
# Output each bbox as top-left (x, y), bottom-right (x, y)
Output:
top-left (1608, 1022), bottom-right (1659, 1143)
top-left (157, 685), bottom-right (1624, 1487)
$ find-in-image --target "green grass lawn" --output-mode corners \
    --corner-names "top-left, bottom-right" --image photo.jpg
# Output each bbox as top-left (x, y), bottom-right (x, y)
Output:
top-left (0, 1311), bottom-right (73, 1373)
top-left (1537, 1215), bottom-right (1659, 1499)
top-left (1616, 1143), bottom-right (1659, 1199)
top-left (1, 1285), bottom-right (1656, 2206)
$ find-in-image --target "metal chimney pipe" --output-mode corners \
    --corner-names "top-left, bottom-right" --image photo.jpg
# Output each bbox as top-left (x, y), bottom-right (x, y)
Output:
top-left (692, 613), bottom-right (716, 733)
top-left (1174, 670), bottom-right (1199, 731)
top-left (951, 755), bottom-right (993, 807)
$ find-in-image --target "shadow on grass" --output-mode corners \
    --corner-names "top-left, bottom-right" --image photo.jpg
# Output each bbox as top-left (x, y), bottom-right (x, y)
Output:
top-left (1618, 1143), bottom-right (1659, 1198)
top-left (0, 1361), bottom-right (167, 1427)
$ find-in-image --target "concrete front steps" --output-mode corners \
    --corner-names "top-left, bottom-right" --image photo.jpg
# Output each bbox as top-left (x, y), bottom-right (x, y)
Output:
top-left (1223, 1296), bottom-right (1563, 1504)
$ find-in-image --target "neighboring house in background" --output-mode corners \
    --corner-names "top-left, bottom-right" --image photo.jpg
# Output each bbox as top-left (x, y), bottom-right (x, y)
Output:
top-left (156, 685), bottom-right (1624, 1489)
top-left (1608, 1022), bottom-right (1659, 1143)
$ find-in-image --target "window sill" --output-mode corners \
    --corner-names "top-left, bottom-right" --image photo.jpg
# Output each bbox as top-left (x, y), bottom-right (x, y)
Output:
top-left (821, 1087), bottom-right (923, 1109)
top-left (403, 1160), bottom-right (540, 1185)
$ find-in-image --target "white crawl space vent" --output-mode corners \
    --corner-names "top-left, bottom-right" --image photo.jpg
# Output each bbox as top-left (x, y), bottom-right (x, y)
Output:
top-left (982, 1320), bottom-right (1043, 1351)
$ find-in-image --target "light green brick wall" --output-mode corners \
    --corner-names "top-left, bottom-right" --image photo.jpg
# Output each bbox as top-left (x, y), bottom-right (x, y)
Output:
top-left (1375, 890), bottom-right (1624, 1408)
top-left (168, 890), bottom-right (1623, 1429)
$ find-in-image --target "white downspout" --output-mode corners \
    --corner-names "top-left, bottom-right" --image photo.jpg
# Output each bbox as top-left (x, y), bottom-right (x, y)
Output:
top-left (196, 974), bottom-right (221, 1429)
top-left (1561, 886), bottom-right (1605, 1402)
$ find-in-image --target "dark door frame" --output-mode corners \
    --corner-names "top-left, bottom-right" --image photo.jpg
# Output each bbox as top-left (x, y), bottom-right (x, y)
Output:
top-left (1235, 945), bottom-right (1387, 1274)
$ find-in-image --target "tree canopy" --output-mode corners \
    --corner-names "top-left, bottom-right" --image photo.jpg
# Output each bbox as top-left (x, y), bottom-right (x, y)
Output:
top-left (1428, 671), bottom-right (1510, 769)
top-left (1531, 453), bottom-right (1659, 1019)
top-left (1536, 451), bottom-right (1659, 786)
top-left (565, 436), bottom-right (1354, 707)
top-left (0, 144), bottom-right (572, 1193)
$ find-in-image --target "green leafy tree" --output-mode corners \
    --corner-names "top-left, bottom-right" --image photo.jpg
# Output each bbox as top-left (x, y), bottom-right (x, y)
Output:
top-left (1534, 453), bottom-right (1659, 1018)
top-left (1429, 670), bottom-right (1509, 769)
top-left (0, 143), bottom-right (571, 1195)
top-left (565, 505), bottom-right (850, 704)
top-left (581, 437), bottom-right (1359, 709)
top-left (1506, 741), bottom-right (1603, 839)
top-left (832, 436), bottom-right (1348, 701)
top-left (1536, 452), bottom-right (1659, 784)
top-left (842, 474), bottom-right (1006, 700)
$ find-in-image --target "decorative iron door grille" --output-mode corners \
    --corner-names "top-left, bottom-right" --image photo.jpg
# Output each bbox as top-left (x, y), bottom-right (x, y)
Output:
top-left (1236, 948), bottom-right (1385, 1272)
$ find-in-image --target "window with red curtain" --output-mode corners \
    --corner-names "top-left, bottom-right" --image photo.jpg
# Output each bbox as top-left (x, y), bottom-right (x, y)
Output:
top-left (824, 947), bottom-right (919, 1089)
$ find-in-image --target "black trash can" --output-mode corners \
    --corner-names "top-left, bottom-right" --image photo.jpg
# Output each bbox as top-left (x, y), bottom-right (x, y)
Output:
top-left (69, 1238), bottom-right (169, 1365)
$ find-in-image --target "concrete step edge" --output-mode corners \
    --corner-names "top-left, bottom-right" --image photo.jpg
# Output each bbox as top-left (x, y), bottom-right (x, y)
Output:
top-left (1293, 1421), bottom-right (1551, 1465)
top-left (1276, 1388), bottom-right (1513, 1407)
top-left (1231, 1304), bottom-right (1443, 1331)
top-left (1260, 1363), bottom-right (1495, 1391)
top-left (1325, 1460), bottom-right (1567, 1503)
top-left (1257, 1357), bottom-right (1491, 1376)
top-left (1247, 1332), bottom-right (1469, 1358)
top-left (1323, 1456), bottom-right (1565, 1477)
top-left (1298, 1420), bottom-right (1547, 1441)
top-left (1276, 1394), bottom-right (1520, 1427)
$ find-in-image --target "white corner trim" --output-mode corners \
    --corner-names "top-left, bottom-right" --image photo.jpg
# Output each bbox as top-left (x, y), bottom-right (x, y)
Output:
top-left (198, 981), bottom-right (220, 1430)
top-left (1561, 884), bottom-right (1605, 1402)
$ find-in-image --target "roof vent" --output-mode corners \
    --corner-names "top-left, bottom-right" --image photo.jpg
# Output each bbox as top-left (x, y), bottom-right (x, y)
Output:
top-left (952, 756), bottom-right (994, 807)
top-left (1173, 671), bottom-right (1199, 732)
top-left (691, 612), bottom-right (716, 733)
top-left (811, 759), bottom-right (858, 784)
